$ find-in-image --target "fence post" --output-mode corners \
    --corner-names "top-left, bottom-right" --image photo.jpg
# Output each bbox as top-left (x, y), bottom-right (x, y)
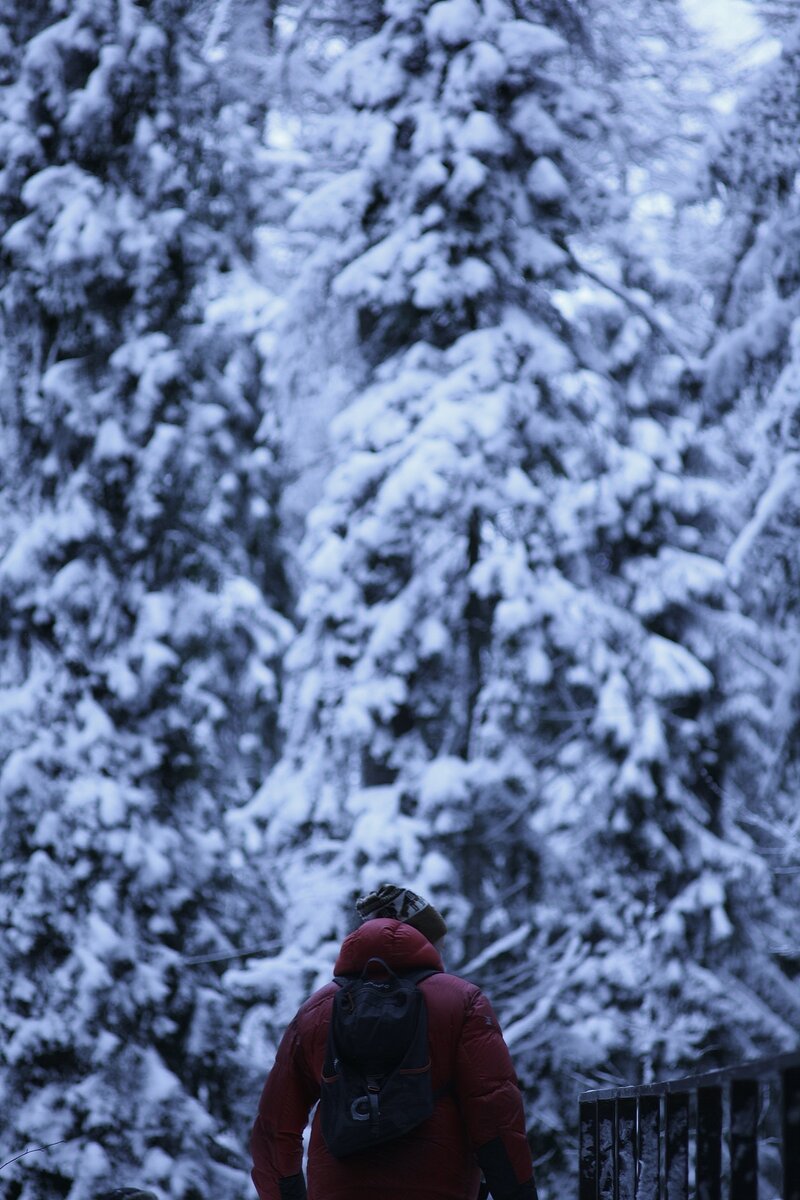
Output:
top-left (783, 1066), bottom-right (800, 1200)
top-left (730, 1078), bottom-right (758, 1200)
top-left (598, 1098), bottom-right (616, 1200)
top-left (617, 1097), bottom-right (636, 1200)
top-left (580, 1100), bottom-right (598, 1200)
top-left (665, 1092), bottom-right (689, 1200)
top-left (638, 1095), bottom-right (661, 1200)
top-left (696, 1085), bottom-right (722, 1200)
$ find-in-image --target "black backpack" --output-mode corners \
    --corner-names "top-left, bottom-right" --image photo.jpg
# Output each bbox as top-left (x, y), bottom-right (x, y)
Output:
top-left (319, 956), bottom-right (438, 1158)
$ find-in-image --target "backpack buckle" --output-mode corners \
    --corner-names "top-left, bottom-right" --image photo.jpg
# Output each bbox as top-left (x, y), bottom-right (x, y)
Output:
top-left (350, 1091), bottom-right (380, 1126)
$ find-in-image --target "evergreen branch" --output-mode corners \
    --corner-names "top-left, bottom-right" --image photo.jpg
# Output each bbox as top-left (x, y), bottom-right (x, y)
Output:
top-left (183, 940), bottom-right (282, 965)
top-left (725, 453), bottom-right (800, 584)
top-left (279, 0), bottom-right (317, 94)
top-left (705, 205), bottom-right (761, 342)
top-left (202, 0), bottom-right (234, 60)
top-left (0, 1141), bottom-right (66, 1172)
top-left (563, 241), bottom-right (697, 365)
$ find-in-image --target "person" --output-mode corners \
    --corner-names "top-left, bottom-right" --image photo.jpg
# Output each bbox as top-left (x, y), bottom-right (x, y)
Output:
top-left (250, 883), bottom-right (538, 1200)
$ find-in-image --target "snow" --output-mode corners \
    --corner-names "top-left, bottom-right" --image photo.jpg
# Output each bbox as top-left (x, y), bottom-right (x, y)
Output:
top-left (128, 20), bottom-right (168, 68)
top-left (334, 226), bottom-right (411, 301)
top-left (525, 644), bottom-right (552, 685)
top-left (66, 776), bottom-right (127, 828)
top-left (418, 757), bottom-right (470, 806)
top-left (418, 615), bottom-right (450, 656)
top-left (593, 670), bottom-right (634, 749)
top-left (503, 994), bottom-right (554, 1050)
top-left (510, 96), bottom-right (564, 155)
top-left (725, 453), bottom-right (800, 584)
top-left (446, 154), bottom-right (488, 202)
top-left (368, 595), bottom-right (415, 657)
top-left (0, 667), bottom-right (49, 719)
top-left (412, 265), bottom-right (450, 309)
top-left (142, 1047), bottom-right (180, 1104)
top-left (289, 168), bottom-right (370, 235)
top-left (630, 548), bottom-right (726, 620)
top-left (93, 417), bottom-right (130, 461)
top-left (643, 634), bottom-right (713, 699)
top-left (517, 229), bottom-right (569, 275)
top-left (458, 256), bottom-right (494, 296)
top-left (349, 787), bottom-right (423, 868)
top-left (0, 499), bottom-right (96, 587)
top-left (456, 110), bottom-right (508, 158)
top-left (425, 0), bottom-right (482, 48)
top-left (377, 440), bottom-right (457, 514)
top-left (329, 40), bottom-right (407, 107)
top-left (496, 22), bottom-right (567, 69)
top-left (457, 40), bottom-right (507, 90)
top-left (681, 0), bottom-right (779, 61)
top-left (526, 157), bottom-right (569, 204)
top-left (637, 706), bottom-right (668, 764)
top-left (133, 591), bottom-right (173, 641)
top-left (413, 154), bottom-right (450, 196)
top-left (629, 416), bottom-right (681, 469)
top-left (459, 923), bottom-right (532, 976)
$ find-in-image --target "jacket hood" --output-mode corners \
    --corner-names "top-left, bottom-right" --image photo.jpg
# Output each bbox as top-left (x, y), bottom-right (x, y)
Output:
top-left (334, 918), bottom-right (444, 976)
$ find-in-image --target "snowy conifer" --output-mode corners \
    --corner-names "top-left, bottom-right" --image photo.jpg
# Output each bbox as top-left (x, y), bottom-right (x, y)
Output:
top-left (231, 2), bottom-right (800, 1192)
top-left (693, 18), bottom-right (800, 1016)
top-left (0, 3), bottom-right (290, 1196)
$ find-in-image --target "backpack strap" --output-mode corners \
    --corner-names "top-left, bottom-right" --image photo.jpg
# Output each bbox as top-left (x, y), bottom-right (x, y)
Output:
top-left (404, 967), bottom-right (440, 985)
top-left (404, 970), bottom-right (452, 1102)
top-left (332, 966), bottom-right (440, 987)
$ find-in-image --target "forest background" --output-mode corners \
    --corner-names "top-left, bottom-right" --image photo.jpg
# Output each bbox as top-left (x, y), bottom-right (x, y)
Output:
top-left (1, 0), bottom-right (799, 1197)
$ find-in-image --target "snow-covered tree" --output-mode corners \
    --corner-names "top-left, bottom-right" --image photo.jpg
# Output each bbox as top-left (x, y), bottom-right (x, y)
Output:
top-left (0, 3), bottom-right (291, 1196)
top-left (692, 17), bottom-right (800, 1009)
top-left (230, 2), bottom-right (800, 1194)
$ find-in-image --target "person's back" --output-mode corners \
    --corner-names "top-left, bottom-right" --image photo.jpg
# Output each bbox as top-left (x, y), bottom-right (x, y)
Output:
top-left (250, 886), bottom-right (537, 1200)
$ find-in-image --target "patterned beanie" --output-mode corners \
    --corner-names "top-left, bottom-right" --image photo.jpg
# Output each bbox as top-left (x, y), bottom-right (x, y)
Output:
top-left (356, 882), bottom-right (447, 945)
top-left (94, 1191), bottom-right (159, 1199)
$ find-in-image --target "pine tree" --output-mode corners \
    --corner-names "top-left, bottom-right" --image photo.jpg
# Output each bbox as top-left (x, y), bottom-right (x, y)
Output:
top-left (232, 2), bottom-right (800, 1194)
top-left (0, 2), bottom-right (291, 1196)
top-left (692, 16), bottom-right (800, 1020)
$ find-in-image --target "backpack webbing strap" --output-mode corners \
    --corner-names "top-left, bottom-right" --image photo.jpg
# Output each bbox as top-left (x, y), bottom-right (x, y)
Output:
top-left (332, 966), bottom-right (440, 987)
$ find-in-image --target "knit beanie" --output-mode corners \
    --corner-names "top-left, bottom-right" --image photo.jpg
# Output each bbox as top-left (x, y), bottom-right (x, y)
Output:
top-left (356, 882), bottom-right (448, 945)
top-left (94, 1191), bottom-right (159, 1199)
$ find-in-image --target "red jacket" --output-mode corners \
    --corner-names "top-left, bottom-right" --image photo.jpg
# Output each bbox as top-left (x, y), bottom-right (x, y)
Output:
top-left (251, 919), bottom-right (536, 1200)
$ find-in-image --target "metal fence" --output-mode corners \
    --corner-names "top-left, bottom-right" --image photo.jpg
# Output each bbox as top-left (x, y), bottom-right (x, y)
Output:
top-left (578, 1050), bottom-right (800, 1200)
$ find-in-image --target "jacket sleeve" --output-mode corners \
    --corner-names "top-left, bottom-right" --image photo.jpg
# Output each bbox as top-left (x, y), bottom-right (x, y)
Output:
top-left (250, 1010), bottom-right (320, 1200)
top-left (454, 988), bottom-right (538, 1200)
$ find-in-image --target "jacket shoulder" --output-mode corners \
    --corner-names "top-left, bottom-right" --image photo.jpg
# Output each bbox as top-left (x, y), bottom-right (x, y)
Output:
top-left (423, 971), bottom-right (481, 998)
top-left (294, 981), bottom-right (338, 1027)
top-left (420, 970), bottom-right (483, 1021)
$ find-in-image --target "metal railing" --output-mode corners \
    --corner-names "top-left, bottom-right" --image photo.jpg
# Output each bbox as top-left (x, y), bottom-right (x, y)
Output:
top-left (578, 1050), bottom-right (800, 1200)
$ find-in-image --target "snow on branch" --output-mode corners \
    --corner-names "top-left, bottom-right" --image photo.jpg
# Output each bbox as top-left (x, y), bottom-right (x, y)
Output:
top-left (458, 923), bottom-right (532, 976)
top-left (726, 452), bottom-right (800, 584)
top-left (565, 241), bottom-right (697, 365)
top-left (202, 0), bottom-right (233, 60)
